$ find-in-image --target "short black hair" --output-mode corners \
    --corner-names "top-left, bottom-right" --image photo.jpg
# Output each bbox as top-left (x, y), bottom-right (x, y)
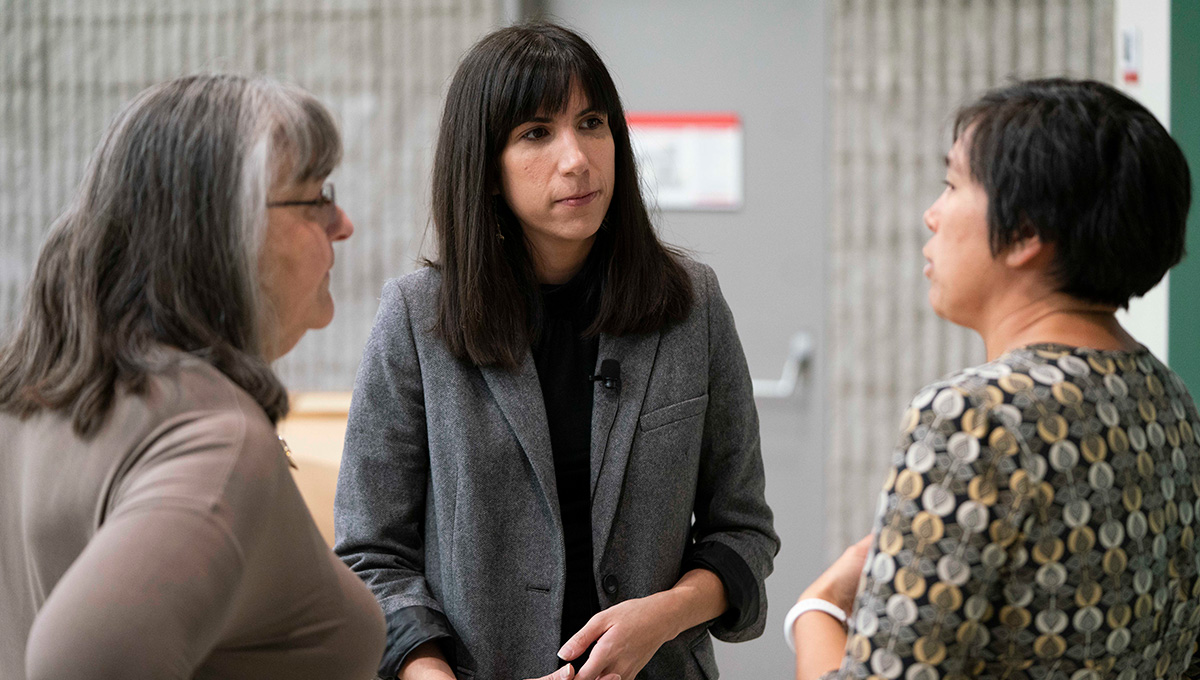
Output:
top-left (954, 78), bottom-right (1191, 308)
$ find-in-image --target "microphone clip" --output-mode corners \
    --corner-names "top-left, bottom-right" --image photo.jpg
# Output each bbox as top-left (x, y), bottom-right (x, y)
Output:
top-left (590, 359), bottom-right (621, 390)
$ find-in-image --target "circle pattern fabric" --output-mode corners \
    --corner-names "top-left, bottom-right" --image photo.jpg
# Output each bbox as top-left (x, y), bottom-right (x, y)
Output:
top-left (826, 345), bottom-right (1200, 680)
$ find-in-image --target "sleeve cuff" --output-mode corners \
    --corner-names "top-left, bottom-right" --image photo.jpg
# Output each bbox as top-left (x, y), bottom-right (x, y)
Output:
top-left (683, 541), bottom-right (759, 633)
top-left (378, 605), bottom-right (456, 679)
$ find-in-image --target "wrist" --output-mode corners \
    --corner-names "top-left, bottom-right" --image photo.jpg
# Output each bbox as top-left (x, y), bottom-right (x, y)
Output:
top-left (646, 589), bottom-right (692, 642)
top-left (799, 581), bottom-right (848, 613)
top-left (399, 641), bottom-right (454, 680)
top-left (798, 583), bottom-right (831, 605)
top-left (783, 598), bottom-right (848, 652)
top-left (662, 568), bottom-right (728, 639)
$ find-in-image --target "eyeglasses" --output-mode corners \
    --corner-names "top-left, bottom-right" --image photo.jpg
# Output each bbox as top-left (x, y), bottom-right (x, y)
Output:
top-left (267, 181), bottom-right (338, 229)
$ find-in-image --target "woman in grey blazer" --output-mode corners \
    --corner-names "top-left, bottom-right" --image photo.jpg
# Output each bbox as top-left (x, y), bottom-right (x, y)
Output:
top-left (335, 22), bottom-right (778, 680)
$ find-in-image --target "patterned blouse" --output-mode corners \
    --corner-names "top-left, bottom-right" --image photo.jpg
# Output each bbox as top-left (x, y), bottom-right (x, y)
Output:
top-left (826, 344), bottom-right (1200, 680)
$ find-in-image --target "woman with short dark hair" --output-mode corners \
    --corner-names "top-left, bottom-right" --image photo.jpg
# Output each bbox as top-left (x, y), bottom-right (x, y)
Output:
top-left (0, 74), bottom-right (384, 679)
top-left (335, 22), bottom-right (778, 680)
top-left (790, 78), bottom-right (1198, 679)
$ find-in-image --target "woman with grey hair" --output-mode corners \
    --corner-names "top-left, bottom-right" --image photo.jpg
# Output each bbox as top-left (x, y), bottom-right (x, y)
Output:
top-left (0, 74), bottom-right (384, 678)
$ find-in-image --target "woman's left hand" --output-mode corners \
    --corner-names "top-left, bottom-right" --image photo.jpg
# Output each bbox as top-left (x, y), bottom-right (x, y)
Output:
top-left (557, 594), bottom-right (679, 680)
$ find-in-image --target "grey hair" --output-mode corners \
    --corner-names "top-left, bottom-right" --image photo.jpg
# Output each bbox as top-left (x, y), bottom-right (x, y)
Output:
top-left (0, 74), bottom-right (342, 435)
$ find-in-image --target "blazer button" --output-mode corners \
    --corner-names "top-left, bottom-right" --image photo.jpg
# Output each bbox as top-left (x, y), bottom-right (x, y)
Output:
top-left (602, 574), bottom-right (618, 595)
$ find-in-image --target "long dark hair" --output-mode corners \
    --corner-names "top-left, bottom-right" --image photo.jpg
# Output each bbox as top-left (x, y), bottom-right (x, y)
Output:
top-left (0, 74), bottom-right (342, 436)
top-left (430, 22), bottom-right (693, 369)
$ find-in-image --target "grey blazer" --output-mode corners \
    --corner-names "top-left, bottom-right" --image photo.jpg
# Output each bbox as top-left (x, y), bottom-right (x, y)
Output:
top-left (335, 259), bottom-right (778, 680)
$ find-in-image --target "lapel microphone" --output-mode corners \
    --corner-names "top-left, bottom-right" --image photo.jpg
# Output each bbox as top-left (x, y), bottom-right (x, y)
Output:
top-left (590, 359), bottom-right (621, 389)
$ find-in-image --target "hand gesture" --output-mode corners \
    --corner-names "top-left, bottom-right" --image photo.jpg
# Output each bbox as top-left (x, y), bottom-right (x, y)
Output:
top-left (556, 595), bottom-right (679, 680)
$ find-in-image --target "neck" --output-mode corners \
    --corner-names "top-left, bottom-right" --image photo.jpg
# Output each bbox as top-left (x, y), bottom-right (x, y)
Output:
top-left (529, 235), bottom-right (595, 285)
top-left (263, 328), bottom-right (301, 363)
top-left (976, 291), bottom-right (1138, 360)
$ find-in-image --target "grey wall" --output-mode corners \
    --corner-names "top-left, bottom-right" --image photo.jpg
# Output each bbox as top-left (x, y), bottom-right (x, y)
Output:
top-left (535, 1), bottom-right (830, 676)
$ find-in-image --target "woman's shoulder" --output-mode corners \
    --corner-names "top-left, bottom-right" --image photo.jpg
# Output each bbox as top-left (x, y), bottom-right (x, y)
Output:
top-left (675, 255), bottom-right (716, 292)
top-left (378, 266), bottom-right (441, 318)
top-left (900, 353), bottom-right (1043, 432)
top-left (387, 266), bottom-right (441, 294)
top-left (155, 358), bottom-right (281, 459)
top-left (12, 355), bottom-right (289, 542)
top-left (145, 354), bottom-right (272, 423)
top-left (100, 356), bottom-right (286, 489)
top-left (663, 255), bottom-right (723, 316)
top-left (903, 343), bottom-right (1199, 434)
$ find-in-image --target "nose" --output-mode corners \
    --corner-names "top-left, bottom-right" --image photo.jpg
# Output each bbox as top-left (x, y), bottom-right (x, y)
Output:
top-left (558, 131), bottom-right (588, 175)
top-left (923, 200), bottom-right (938, 233)
top-left (330, 206), bottom-right (354, 242)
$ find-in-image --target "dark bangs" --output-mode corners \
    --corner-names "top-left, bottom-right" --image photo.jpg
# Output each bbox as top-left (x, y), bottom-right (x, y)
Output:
top-left (484, 25), bottom-right (623, 173)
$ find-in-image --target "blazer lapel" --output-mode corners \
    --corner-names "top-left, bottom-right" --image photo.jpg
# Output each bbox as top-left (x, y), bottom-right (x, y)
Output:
top-left (479, 353), bottom-right (560, 522)
top-left (590, 329), bottom-right (661, 559)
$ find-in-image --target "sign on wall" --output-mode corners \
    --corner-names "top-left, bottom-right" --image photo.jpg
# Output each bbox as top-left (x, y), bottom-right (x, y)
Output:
top-left (627, 112), bottom-right (743, 211)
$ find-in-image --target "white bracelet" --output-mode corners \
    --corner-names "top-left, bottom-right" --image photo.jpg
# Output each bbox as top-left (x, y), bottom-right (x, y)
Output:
top-left (783, 598), bottom-right (848, 652)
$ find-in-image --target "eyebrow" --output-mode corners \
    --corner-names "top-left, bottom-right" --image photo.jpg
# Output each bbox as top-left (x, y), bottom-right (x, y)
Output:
top-left (523, 106), bottom-right (604, 124)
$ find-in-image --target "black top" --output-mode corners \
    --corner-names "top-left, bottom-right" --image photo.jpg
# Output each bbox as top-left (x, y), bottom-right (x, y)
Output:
top-left (532, 263), bottom-right (760, 658)
top-left (533, 269), bottom-right (602, 648)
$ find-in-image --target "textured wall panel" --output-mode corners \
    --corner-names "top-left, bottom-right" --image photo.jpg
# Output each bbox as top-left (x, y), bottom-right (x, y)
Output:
top-left (826, 0), bottom-right (1113, 556)
top-left (0, 0), bottom-right (502, 389)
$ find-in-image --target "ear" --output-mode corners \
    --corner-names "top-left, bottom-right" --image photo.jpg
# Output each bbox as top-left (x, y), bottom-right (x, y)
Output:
top-left (1002, 232), bottom-right (1045, 268)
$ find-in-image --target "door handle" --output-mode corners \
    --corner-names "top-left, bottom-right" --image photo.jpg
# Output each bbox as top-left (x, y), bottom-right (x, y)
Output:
top-left (751, 332), bottom-right (814, 399)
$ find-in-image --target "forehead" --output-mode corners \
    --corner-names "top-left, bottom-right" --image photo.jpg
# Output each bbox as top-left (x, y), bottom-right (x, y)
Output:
top-left (946, 136), bottom-right (971, 172)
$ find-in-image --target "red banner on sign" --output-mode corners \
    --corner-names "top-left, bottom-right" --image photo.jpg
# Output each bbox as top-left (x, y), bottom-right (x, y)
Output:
top-left (625, 112), bottom-right (740, 128)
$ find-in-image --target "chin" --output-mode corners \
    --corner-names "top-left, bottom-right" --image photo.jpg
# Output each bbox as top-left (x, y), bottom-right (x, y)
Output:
top-left (312, 307), bottom-right (336, 330)
top-left (929, 298), bottom-right (975, 330)
top-left (314, 292), bottom-right (337, 327)
top-left (927, 290), bottom-right (952, 323)
top-left (565, 219), bottom-right (604, 240)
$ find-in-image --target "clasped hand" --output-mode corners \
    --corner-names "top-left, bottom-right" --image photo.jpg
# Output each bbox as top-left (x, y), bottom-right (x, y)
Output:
top-left (524, 594), bottom-right (678, 680)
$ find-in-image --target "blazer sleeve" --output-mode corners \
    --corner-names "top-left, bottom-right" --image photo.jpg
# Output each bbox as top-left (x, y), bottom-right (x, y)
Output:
top-left (691, 264), bottom-right (781, 642)
top-left (334, 279), bottom-right (454, 677)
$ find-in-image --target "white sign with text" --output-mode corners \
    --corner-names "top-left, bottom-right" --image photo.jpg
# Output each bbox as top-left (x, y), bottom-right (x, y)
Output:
top-left (628, 113), bottom-right (743, 211)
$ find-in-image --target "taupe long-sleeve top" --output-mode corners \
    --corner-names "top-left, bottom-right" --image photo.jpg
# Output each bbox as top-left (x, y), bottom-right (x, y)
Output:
top-left (0, 355), bottom-right (385, 680)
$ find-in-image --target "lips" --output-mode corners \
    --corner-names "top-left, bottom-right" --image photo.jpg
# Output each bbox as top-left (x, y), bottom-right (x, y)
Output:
top-left (557, 190), bottom-right (599, 207)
